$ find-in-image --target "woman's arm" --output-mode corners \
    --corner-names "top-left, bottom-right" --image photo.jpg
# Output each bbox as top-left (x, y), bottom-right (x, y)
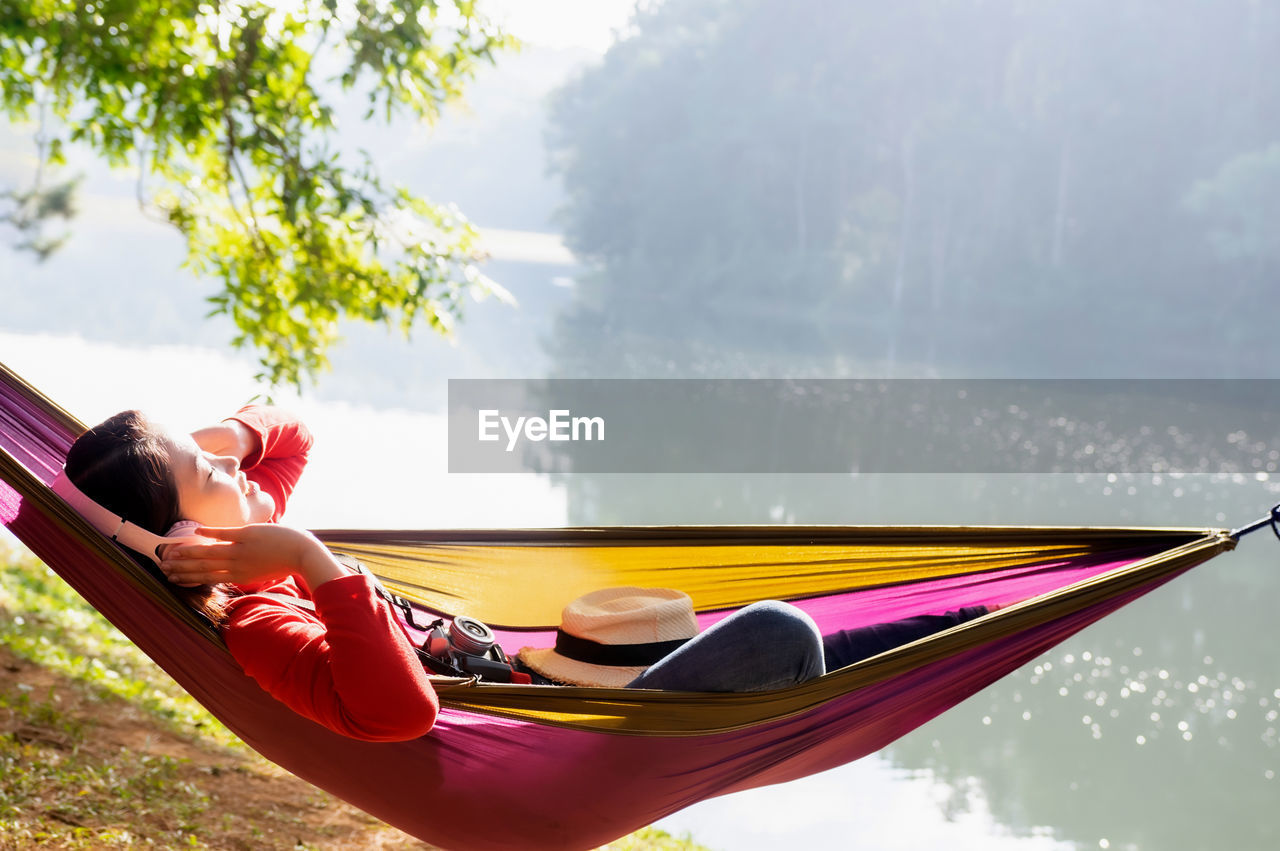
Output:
top-left (190, 419), bottom-right (259, 463)
top-left (164, 524), bottom-right (436, 740)
top-left (222, 574), bottom-right (440, 742)
top-left (219, 406), bottom-right (314, 521)
top-left (161, 524), bottom-right (345, 590)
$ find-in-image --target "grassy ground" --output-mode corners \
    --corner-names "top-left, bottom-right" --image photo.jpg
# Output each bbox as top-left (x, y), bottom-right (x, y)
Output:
top-left (0, 542), bottom-right (710, 850)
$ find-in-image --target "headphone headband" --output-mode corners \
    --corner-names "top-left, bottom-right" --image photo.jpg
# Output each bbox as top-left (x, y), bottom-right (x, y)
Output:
top-left (50, 469), bottom-right (199, 564)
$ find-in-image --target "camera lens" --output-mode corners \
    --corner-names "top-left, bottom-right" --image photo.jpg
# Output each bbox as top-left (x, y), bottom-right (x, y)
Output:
top-left (449, 616), bottom-right (496, 655)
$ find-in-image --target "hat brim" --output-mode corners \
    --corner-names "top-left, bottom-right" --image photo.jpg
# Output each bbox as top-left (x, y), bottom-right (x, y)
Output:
top-left (517, 646), bottom-right (647, 689)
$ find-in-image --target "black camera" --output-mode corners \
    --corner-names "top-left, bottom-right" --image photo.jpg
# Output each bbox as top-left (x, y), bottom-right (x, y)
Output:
top-left (421, 616), bottom-right (522, 683)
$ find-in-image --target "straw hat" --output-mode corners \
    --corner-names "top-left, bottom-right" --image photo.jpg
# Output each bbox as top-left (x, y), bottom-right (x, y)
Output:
top-left (517, 587), bottom-right (700, 688)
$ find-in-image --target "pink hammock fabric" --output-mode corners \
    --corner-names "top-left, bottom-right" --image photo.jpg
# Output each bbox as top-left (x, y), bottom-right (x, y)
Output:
top-left (0, 367), bottom-right (1232, 850)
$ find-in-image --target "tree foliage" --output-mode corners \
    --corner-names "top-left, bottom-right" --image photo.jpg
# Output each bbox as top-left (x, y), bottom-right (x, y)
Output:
top-left (1184, 144), bottom-right (1280, 265)
top-left (0, 0), bottom-right (516, 387)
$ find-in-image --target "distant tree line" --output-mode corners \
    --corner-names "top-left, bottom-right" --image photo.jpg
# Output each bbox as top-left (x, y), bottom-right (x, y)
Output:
top-left (545, 0), bottom-right (1280, 378)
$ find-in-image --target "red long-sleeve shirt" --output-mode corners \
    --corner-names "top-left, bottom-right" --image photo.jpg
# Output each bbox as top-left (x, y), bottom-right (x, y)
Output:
top-left (217, 406), bottom-right (438, 742)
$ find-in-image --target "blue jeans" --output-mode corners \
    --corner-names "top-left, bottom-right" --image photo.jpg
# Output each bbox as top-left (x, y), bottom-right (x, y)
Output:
top-left (625, 600), bottom-right (825, 691)
top-left (624, 602), bottom-right (989, 692)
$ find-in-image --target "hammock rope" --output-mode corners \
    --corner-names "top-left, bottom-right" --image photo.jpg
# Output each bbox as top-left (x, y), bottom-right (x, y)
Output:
top-left (0, 359), bottom-right (1246, 850)
top-left (1227, 501), bottom-right (1280, 541)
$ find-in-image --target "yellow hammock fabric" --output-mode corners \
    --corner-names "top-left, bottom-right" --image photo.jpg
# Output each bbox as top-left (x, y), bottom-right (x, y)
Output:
top-left (0, 359), bottom-right (1238, 849)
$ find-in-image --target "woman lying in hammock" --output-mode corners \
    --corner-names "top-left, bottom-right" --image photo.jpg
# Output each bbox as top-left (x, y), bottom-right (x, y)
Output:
top-left (62, 405), bottom-right (441, 742)
top-left (61, 405), bottom-right (992, 739)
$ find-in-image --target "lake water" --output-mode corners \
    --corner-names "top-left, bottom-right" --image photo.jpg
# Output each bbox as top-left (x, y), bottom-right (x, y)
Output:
top-left (1, 330), bottom-right (1276, 850)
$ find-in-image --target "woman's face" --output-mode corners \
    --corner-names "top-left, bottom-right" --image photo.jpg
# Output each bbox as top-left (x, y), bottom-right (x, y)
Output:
top-left (160, 431), bottom-right (275, 527)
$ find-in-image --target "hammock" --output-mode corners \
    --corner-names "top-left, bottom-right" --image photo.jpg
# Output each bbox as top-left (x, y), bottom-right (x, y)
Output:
top-left (0, 361), bottom-right (1237, 850)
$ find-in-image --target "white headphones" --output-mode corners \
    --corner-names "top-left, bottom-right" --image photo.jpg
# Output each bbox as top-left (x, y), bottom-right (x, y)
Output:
top-left (50, 469), bottom-right (205, 565)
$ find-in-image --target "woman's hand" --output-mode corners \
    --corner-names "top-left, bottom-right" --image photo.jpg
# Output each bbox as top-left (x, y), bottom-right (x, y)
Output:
top-left (160, 524), bottom-right (348, 592)
top-left (190, 420), bottom-right (259, 463)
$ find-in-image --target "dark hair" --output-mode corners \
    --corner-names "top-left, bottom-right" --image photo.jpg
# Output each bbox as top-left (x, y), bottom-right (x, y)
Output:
top-left (64, 410), bottom-right (236, 626)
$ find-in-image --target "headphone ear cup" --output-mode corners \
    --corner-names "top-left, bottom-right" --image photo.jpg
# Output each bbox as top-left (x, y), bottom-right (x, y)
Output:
top-left (165, 520), bottom-right (201, 539)
top-left (158, 520), bottom-right (203, 560)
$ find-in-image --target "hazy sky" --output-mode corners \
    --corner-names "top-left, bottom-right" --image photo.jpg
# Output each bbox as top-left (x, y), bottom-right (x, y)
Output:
top-left (486, 0), bottom-right (638, 52)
